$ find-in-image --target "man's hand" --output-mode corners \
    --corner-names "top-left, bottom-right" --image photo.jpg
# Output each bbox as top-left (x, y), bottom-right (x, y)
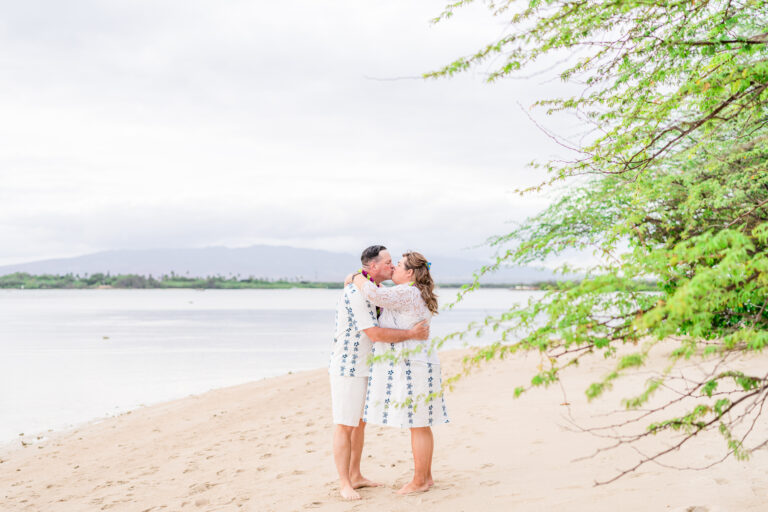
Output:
top-left (408, 320), bottom-right (430, 340)
top-left (363, 321), bottom-right (430, 343)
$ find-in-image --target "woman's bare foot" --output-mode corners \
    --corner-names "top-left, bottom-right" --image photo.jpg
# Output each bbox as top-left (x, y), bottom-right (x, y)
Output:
top-left (340, 485), bottom-right (361, 500)
top-left (396, 480), bottom-right (431, 495)
top-left (352, 477), bottom-right (381, 489)
top-left (427, 477), bottom-right (434, 488)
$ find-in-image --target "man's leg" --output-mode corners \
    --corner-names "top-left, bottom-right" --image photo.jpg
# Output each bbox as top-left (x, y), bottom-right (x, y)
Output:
top-left (332, 424), bottom-right (360, 500)
top-left (348, 419), bottom-right (380, 488)
top-left (348, 419), bottom-right (365, 484)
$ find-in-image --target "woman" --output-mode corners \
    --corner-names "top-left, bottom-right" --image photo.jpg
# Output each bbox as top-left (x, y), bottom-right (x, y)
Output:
top-left (348, 251), bottom-right (449, 494)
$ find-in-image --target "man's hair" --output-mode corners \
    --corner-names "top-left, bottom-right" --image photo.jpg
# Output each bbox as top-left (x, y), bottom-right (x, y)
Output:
top-left (361, 245), bottom-right (387, 266)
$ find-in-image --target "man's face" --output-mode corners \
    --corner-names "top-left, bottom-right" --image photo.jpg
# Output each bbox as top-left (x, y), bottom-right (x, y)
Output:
top-left (369, 250), bottom-right (394, 282)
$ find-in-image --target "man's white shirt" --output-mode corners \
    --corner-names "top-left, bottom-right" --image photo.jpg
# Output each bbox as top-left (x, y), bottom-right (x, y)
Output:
top-left (329, 283), bottom-right (378, 377)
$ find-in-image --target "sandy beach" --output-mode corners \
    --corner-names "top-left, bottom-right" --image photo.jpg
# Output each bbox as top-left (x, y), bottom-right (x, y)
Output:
top-left (2, 348), bottom-right (767, 512)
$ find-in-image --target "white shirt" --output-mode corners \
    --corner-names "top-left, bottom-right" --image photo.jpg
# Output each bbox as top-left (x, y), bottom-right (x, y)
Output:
top-left (329, 283), bottom-right (379, 377)
top-left (358, 280), bottom-right (438, 364)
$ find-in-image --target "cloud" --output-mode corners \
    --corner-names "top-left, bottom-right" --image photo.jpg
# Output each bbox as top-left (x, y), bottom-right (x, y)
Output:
top-left (0, 0), bottom-right (575, 265)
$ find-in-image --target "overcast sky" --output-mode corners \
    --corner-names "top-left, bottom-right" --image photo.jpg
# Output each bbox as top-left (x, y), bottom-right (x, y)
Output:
top-left (0, 0), bottom-right (579, 266)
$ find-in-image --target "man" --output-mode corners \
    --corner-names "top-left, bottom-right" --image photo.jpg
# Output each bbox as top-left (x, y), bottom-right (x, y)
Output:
top-left (329, 245), bottom-right (429, 500)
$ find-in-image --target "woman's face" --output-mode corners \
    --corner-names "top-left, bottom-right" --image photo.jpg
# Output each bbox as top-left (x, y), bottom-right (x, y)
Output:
top-left (391, 258), bottom-right (414, 285)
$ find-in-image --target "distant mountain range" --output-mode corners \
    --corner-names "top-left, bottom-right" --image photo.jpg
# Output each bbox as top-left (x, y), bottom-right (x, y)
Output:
top-left (0, 245), bottom-right (559, 284)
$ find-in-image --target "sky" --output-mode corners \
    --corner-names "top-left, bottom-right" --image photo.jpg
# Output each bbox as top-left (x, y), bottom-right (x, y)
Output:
top-left (0, 0), bottom-right (579, 266)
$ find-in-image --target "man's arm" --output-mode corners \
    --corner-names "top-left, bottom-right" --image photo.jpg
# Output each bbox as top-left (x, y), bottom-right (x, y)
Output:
top-left (363, 320), bottom-right (429, 343)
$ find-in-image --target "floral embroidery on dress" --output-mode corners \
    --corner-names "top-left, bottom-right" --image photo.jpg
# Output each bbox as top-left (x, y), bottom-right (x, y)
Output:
top-left (360, 282), bottom-right (450, 428)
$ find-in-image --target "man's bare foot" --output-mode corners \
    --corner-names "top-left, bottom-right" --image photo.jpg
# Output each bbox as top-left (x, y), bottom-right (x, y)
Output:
top-left (340, 485), bottom-right (361, 500)
top-left (396, 480), bottom-right (430, 495)
top-left (352, 477), bottom-right (381, 489)
top-left (427, 477), bottom-right (434, 488)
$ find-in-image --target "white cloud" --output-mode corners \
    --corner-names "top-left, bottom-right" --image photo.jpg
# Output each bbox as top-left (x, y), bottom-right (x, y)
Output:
top-left (0, 0), bottom-right (576, 266)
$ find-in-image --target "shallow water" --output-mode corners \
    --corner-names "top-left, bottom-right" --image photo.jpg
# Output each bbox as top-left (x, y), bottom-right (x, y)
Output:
top-left (0, 288), bottom-right (542, 443)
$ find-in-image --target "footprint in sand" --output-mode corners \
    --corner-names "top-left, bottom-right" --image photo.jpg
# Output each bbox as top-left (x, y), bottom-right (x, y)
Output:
top-left (260, 453), bottom-right (272, 460)
top-left (480, 480), bottom-right (500, 486)
top-left (188, 482), bottom-right (218, 495)
top-left (480, 463), bottom-right (494, 469)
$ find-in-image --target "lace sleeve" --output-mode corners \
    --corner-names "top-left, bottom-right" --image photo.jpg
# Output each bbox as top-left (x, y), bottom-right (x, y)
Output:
top-left (358, 279), bottom-right (419, 312)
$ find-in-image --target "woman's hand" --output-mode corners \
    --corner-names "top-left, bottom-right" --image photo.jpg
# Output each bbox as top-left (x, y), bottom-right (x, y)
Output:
top-left (343, 272), bottom-right (358, 286)
top-left (352, 274), bottom-right (367, 290)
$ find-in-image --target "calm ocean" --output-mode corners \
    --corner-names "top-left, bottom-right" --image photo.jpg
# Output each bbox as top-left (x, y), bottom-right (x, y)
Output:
top-left (0, 288), bottom-right (540, 444)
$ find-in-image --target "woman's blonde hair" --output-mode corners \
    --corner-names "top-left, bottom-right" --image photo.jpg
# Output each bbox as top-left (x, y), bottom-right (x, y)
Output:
top-left (403, 251), bottom-right (438, 315)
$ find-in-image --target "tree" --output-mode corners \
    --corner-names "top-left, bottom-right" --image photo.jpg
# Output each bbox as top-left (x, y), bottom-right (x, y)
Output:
top-left (431, 0), bottom-right (768, 482)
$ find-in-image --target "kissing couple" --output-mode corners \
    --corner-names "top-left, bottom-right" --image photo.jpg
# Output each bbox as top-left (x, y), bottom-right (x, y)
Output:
top-left (328, 245), bottom-right (449, 499)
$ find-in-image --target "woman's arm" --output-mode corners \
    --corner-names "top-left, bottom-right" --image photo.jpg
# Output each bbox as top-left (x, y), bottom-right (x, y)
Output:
top-left (352, 274), bottom-right (417, 311)
top-left (343, 272), bottom-right (359, 286)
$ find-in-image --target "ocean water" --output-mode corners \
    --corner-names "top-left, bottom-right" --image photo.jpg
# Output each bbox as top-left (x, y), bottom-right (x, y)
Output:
top-left (0, 288), bottom-right (541, 444)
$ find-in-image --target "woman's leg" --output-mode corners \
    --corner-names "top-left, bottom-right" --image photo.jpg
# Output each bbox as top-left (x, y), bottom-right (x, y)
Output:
top-left (426, 426), bottom-right (434, 486)
top-left (397, 426), bottom-right (433, 494)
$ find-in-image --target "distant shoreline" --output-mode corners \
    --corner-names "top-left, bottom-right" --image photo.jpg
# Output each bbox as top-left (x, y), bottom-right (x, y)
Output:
top-left (0, 272), bottom-right (559, 290)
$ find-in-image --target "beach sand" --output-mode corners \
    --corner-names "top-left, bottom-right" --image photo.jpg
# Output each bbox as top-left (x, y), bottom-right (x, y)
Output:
top-left (2, 348), bottom-right (766, 511)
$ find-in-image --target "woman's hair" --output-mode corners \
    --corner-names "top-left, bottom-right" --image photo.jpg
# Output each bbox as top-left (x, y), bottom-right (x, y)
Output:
top-left (403, 251), bottom-right (438, 315)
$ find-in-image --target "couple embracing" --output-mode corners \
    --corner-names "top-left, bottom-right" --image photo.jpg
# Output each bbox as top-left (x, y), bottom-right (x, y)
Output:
top-left (329, 245), bottom-right (449, 500)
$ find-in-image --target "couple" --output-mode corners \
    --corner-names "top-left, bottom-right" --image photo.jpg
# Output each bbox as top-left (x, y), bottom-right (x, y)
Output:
top-left (329, 245), bottom-right (449, 500)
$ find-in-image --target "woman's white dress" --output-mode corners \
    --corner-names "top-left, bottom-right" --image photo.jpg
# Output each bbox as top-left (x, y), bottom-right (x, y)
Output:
top-left (359, 280), bottom-right (450, 428)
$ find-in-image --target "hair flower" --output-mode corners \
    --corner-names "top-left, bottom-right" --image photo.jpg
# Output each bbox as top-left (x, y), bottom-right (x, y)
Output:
top-left (426, 261), bottom-right (432, 270)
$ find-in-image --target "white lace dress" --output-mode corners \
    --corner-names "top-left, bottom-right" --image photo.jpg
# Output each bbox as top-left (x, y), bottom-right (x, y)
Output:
top-left (358, 280), bottom-right (450, 429)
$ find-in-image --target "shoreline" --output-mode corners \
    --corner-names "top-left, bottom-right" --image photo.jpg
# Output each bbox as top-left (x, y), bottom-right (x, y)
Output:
top-left (0, 283), bottom-right (551, 290)
top-left (0, 368), bottom-right (309, 457)
top-left (2, 349), bottom-right (767, 511)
